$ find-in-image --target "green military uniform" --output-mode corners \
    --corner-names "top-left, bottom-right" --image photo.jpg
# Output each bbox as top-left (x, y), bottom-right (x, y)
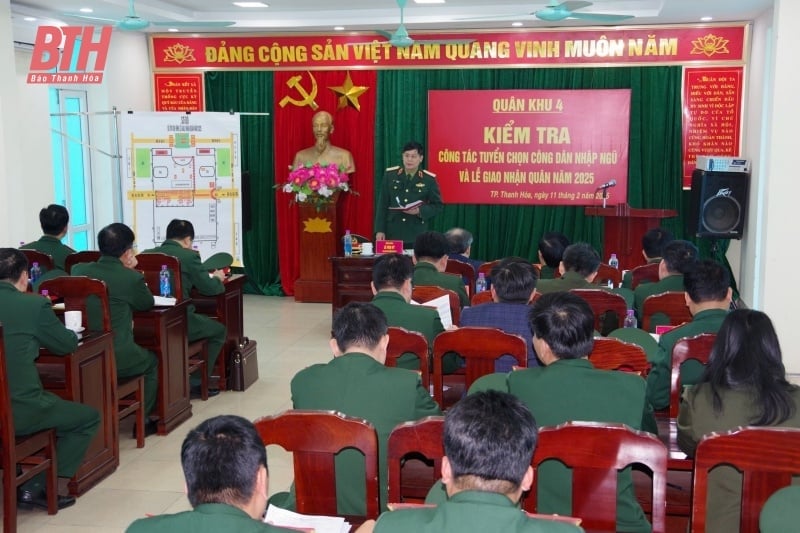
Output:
top-left (538, 264), bottom-right (557, 280)
top-left (413, 261), bottom-right (469, 308)
top-left (73, 256), bottom-right (159, 414)
top-left (632, 274), bottom-right (684, 320)
top-left (276, 353), bottom-right (441, 515)
top-left (645, 308), bottom-right (728, 411)
top-left (374, 166), bottom-right (443, 247)
top-left (21, 235), bottom-right (76, 271)
top-left (759, 486), bottom-right (800, 533)
top-left (126, 503), bottom-right (296, 533)
top-left (144, 240), bottom-right (226, 385)
top-left (466, 359), bottom-right (652, 533)
top-left (371, 290), bottom-right (443, 370)
top-left (535, 271), bottom-right (634, 308)
top-left (678, 385), bottom-right (800, 533)
top-left (0, 282), bottom-right (100, 493)
top-left (621, 258), bottom-right (660, 290)
top-left (376, 490), bottom-right (584, 532)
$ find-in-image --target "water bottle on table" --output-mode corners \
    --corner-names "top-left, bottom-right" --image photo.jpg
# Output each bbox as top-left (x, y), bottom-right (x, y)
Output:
top-left (608, 253), bottom-right (619, 269)
top-left (30, 261), bottom-right (41, 283)
top-left (475, 272), bottom-right (487, 293)
top-left (624, 309), bottom-right (638, 328)
top-left (159, 264), bottom-right (171, 297)
top-left (344, 229), bottom-right (352, 257)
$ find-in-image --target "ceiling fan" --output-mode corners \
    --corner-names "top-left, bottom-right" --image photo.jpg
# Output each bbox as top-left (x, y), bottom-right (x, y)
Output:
top-left (372, 0), bottom-right (473, 48)
top-left (62, 0), bottom-right (235, 31)
top-left (533, 1), bottom-right (634, 22)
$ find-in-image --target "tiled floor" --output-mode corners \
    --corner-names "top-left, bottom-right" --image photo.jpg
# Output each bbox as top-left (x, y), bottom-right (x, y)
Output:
top-left (14, 295), bottom-right (332, 532)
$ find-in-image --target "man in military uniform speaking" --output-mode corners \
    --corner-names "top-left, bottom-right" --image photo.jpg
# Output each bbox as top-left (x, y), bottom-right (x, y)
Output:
top-left (375, 141), bottom-right (443, 248)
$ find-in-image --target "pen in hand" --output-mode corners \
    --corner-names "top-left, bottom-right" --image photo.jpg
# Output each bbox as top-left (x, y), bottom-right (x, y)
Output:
top-left (395, 196), bottom-right (403, 207)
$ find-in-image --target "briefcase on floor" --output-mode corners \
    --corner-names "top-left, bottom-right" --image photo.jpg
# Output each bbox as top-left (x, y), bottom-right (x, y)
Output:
top-left (230, 337), bottom-right (259, 391)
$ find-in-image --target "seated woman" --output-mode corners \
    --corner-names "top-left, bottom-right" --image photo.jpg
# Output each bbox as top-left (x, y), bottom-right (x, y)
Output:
top-left (677, 309), bottom-right (800, 533)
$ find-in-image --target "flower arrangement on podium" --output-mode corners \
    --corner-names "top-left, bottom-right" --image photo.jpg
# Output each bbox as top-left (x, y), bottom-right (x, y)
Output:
top-left (278, 162), bottom-right (354, 210)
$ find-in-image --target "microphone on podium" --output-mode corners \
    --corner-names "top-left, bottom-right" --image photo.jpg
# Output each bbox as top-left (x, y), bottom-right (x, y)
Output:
top-left (596, 179), bottom-right (617, 190)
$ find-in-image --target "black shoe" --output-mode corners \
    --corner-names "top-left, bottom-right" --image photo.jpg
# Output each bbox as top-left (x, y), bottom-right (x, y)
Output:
top-left (17, 489), bottom-right (76, 511)
top-left (190, 385), bottom-right (220, 399)
top-left (132, 419), bottom-right (158, 438)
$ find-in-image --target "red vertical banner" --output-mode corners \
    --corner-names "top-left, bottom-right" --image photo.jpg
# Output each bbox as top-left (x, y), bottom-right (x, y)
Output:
top-left (273, 70), bottom-right (376, 296)
top-left (682, 67), bottom-right (744, 188)
top-left (153, 73), bottom-right (205, 111)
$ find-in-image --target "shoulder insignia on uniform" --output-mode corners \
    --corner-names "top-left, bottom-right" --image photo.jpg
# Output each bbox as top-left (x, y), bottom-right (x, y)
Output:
top-left (422, 169), bottom-right (437, 178)
top-left (385, 165), bottom-right (400, 172)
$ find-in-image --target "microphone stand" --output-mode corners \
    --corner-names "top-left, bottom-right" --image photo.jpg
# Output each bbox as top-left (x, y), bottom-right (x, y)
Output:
top-left (601, 186), bottom-right (609, 209)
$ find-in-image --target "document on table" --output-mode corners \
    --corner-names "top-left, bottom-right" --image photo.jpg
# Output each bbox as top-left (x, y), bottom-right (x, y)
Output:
top-left (264, 504), bottom-right (350, 533)
top-left (153, 296), bottom-right (177, 306)
top-left (411, 294), bottom-right (452, 329)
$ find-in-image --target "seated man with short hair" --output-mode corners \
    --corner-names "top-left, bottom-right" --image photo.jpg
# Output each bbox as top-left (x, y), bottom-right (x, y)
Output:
top-left (21, 204), bottom-right (76, 271)
top-left (126, 415), bottom-right (295, 532)
top-left (412, 231), bottom-right (469, 308)
top-left (633, 239), bottom-right (698, 317)
top-left (370, 253), bottom-right (443, 370)
top-left (537, 232), bottom-right (570, 280)
top-left (370, 391), bottom-right (582, 533)
top-left (444, 227), bottom-right (484, 273)
top-left (621, 227), bottom-right (674, 290)
top-left (460, 258), bottom-right (539, 370)
top-left (273, 302), bottom-right (441, 515)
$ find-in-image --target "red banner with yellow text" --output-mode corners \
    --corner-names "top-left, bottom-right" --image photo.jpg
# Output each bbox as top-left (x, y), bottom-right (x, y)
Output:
top-left (427, 90), bottom-right (630, 206)
top-left (150, 25), bottom-right (746, 71)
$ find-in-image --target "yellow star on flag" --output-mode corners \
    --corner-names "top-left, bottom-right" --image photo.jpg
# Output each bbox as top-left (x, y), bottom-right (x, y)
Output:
top-left (329, 71), bottom-right (369, 111)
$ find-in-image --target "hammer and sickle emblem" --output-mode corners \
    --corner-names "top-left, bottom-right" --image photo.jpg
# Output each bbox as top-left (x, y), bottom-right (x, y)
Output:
top-left (279, 72), bottom-right (319, 110)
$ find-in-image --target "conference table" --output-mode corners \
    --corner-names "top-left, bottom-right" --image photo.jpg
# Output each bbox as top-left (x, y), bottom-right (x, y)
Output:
top-left (133, 299), bottom-right (192, 435)
top-left (37, 330), bottom-right (118, 496)
top-left (191, 273), bottom-right (246, 390)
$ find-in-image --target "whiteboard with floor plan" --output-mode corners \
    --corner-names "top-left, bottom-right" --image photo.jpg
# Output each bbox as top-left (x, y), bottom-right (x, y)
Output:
top-left (120, 112), bottom-right (243, 266)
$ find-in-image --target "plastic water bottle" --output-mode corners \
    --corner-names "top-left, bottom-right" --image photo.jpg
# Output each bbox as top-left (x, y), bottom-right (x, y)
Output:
top-left (624, 309), bottom-right (638, 328)
top-left (475, 272), bottom-right (487, 293)
top-left (159, 264), bottom-right (171, 297)
top-left (41, 289), bottom-right (49, 300)
top-left (30, 262), bottom-right (41, 283)
top-left (344, 229), bottom-right (352, 257)
top-left (608, 253), bottom-right (619, 269)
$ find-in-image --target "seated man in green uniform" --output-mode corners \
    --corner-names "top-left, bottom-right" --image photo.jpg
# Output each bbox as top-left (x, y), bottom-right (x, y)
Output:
top-left (73, 223), bottom-right (159, 435)
top-left (620, 227), bottom-right (673, 290)
top-left (143, 219), bottom-right (226, 397)
top-left (272, 302), bottom-right (441, 515)
top-left (374, 141), bottom-right (443, 248)
top-left (537, 231), bottom-right (570, 280)
top-left (370, 253), bottom-right (443, 370)
top-left (412, 231), bottom-right (469, 308)
top-left (368, 391), bottom-right (582, 533)
top-left (632, 239), bottom-right (698, 319)
top-left (0, 248), bottom-right (100, 510)
top-left (21, 204), bottom-right (77, 271)
top-left (126, 415), bottom-right (296, 533)
top-left (464, 292), bottom-right (652, 533)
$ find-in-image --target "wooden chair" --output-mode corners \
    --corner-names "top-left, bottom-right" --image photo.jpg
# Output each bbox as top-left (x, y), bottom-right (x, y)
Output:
top-left (0, 324), bottom-right (59, 532)
top-left (630, 262), bottom-right (660, 289)
top-left (387, 416), bottom-right (445, 504)
top-left (470, 290), bottom-right (493, 306)
top-left (691, 426), bottom-right (800, 533)
top-left (63, 251), bottom-right (101, 274)
top-left (21, 249), bottom-right (55, 273)
top-left (641, 291), bottom-right (692, 333)
top-left (136, 252), bottom-right (209, 400)
top-left (570, 288), bottom-right (628, 333)
top-left (669, 333), bottom-right (716, 418)
top-left (526, 421), bottom-right (667, 533)
top-left (386, 327), bottom-right (430, 389)
top-left (255, 410), bottom-right (380, 520)
top-left (445, 258), bottom-right (476, 296)
top-left (593, 263), bottom-right (622, 288)
top-left (412, 285), bottom-right (460, 327)
top-left (431, 327), bottom-right (527, 409)
top-left (40, 276), bottom-right (147, 447)
top-left (477, 259), bottom-right (501, 279)
top-left (589, 337), bottom-right (650, 376)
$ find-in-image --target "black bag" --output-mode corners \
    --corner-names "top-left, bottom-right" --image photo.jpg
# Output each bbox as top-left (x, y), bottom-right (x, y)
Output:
top-left (230, 337), bottom-right (258, 391)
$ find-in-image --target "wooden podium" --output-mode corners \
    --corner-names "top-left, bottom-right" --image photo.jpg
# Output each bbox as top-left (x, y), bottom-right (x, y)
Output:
top-left (294, 195), bottom-right (341, 302)
top-left (585, 204), bottom-right (677, 271)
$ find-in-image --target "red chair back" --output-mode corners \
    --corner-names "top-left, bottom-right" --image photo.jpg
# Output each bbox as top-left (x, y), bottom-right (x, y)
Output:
top-left (470, 290), bottom-right (494, 306)
top-left (412, 285), bottom-right (460, 326)
top-left (445, 259), bottom-right (475, 296)
top-left (570, 289), bottom-right (628, 333)
top-left (135, 253), bottom-right (184, 299)
top-left (64, 251), bottom-right (101, 274)
top-left (386, 327), bottom-right (430, 388)
top-left (589, 337), bottom-right (650, 376)
top-left (642, 291), bottom-right (692, 333)
top-left (39, 276), bottom-right (112, 331)
top-left (691, 426), bottom-right (800, 533)
top-left (431, 327), bottom-right (526, 408)
top-left (21, 249), bottom-right (55, 272)
top-left (254, 410), bottom-right (380, 519)
top-left (594, 263), bottom-right (622, 288)
top-left (387, 416), bottom-right (445, 504)
top-left (630, 263), bottom-right (660, 289)
top-left (527, 421), bottom-right (667, 533)
top-left (669, 333), bottom-right (716, 418)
